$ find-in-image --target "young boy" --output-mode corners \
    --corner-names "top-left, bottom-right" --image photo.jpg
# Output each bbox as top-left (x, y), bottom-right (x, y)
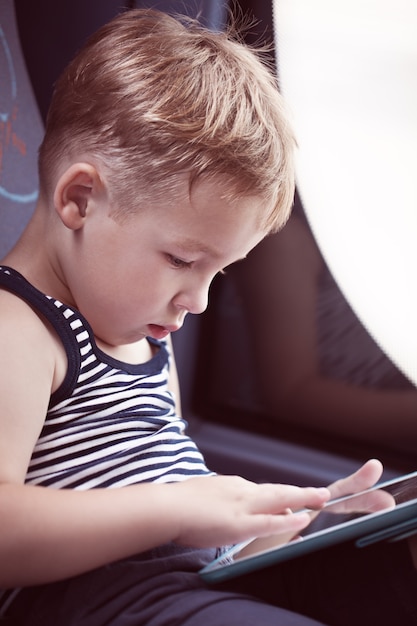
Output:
top-left (0, 8), bottom-right (416, 625)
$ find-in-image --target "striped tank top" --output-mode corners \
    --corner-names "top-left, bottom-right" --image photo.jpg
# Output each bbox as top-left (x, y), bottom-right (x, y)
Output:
top-left (0, 265), bottom-right (212, 489)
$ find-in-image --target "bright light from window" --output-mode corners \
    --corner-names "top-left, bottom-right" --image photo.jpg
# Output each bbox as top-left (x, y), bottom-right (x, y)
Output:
top-left (273, 0), bottom-right (417, 384)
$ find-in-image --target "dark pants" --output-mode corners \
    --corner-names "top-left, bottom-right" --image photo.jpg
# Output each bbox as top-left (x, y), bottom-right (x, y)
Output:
top-left (4, 539), bottom-right (417, 626)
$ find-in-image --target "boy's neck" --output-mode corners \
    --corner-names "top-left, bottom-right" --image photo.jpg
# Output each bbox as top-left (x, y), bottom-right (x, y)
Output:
top-left (95, 336), bottom-right (157, 364)
top-left (1, 205), bottom-right (65, 303)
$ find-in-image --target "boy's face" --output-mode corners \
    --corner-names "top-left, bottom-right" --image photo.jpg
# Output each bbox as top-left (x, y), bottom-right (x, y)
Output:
top-left (63, 178), bottom-right (267, 348)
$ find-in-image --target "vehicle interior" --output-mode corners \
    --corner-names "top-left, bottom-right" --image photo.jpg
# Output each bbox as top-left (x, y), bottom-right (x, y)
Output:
top-left (1, 0), bottom-right (416, 492)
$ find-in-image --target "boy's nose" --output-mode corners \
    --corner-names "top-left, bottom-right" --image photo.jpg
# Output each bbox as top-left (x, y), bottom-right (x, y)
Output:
top-left (174, 282), bottom-right (210, 315)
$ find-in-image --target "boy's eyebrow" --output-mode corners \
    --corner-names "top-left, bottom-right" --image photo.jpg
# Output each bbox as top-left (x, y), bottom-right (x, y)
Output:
top-left (174, 237), bottom-right (222, 259)
top-left (174, 237), bottom-right (249, 265)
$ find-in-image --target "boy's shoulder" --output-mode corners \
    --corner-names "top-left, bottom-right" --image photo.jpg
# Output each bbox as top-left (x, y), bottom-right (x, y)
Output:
top-left (0, 285), bottom-right (67, 394)
top-left (0, 288), bottom-right (62, 485)
top-left (0, 284), bottom-right (46, 326)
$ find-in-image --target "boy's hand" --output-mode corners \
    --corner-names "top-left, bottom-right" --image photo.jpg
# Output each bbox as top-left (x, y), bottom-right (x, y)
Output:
top-left (168, 460), bottom-right (387, 550)
top-left (168, 475), bottom-right (330, 548)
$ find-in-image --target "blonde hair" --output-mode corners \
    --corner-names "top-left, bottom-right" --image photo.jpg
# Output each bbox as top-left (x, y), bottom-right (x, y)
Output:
top-left (39, 8), bottom-right (296, 232)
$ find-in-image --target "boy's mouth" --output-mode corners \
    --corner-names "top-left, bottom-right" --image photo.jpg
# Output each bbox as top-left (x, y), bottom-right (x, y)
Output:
top-left (147, 323), bottom-right (180, 340)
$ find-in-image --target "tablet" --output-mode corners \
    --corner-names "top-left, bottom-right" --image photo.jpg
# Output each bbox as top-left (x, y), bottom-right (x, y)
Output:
top-left (200, 470), bottom-right (417, 584)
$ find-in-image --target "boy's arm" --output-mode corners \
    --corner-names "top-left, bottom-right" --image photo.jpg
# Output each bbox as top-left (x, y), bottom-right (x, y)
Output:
top-left (0, 292), bottom-right (332, 587)
top-left (0, 293), bottom-right (57, 484)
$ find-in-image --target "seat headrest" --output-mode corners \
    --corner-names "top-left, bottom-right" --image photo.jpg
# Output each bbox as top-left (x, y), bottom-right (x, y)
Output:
top-left (0, 0), bottom-right (44, 258)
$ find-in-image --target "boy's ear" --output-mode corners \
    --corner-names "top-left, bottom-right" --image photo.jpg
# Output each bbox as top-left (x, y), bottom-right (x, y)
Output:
top-left (53, 163), bottom-right (104, 230)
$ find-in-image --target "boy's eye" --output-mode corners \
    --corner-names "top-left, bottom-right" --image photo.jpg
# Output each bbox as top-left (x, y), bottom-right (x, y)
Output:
top-left (167, 254), bottom-right (192, 269)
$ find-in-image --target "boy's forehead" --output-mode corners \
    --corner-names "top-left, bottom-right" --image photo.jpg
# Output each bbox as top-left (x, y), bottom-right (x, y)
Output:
top-left (138, 175), bottom-right (269, 258)
top-left (170, 205), bottom-right (267, 260)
